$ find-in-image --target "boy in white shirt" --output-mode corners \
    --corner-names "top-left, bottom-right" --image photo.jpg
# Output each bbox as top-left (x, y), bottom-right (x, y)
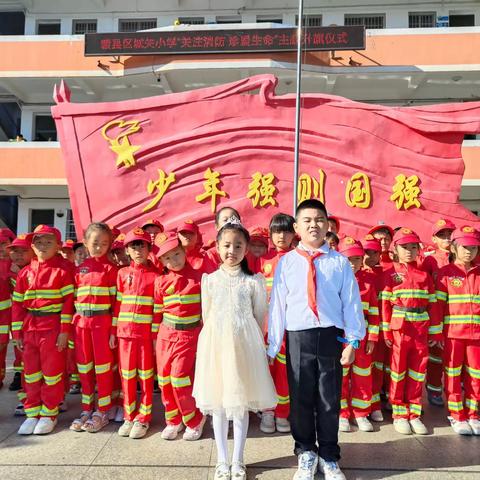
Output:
top-left (268, 199), bottom-right (365, 480)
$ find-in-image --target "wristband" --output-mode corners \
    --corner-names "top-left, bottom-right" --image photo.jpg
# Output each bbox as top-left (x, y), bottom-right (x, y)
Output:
top-left (337, 336), bottom-right (360, 350)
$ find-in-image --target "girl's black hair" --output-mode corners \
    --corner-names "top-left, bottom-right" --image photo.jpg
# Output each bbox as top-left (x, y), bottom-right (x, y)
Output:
top-left (214, 206), bottom-right (241, 227)
top-left (216, 222), bottom-right (253, 276)
top-left (325, 231), bottom-right (339, 244)
top-left (269, 213), bottom-right (295, 234)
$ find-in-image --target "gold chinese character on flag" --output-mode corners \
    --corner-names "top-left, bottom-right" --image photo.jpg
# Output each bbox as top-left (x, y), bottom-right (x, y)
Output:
top-left (390, 174), bottom-right (422, 210)
top-left (195, 168), bottom-right (227, 212)
top-left (247, 172), bottom-right (277, 208)
top-left (143, 169), bottom-right (176, 212)
top-left (297, 169), bottom-right (325, 203)
top-left (345, 172), bottom-right (372, 209)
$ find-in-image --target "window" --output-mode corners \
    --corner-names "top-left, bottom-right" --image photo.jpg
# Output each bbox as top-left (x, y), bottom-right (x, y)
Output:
top-left (66, 210), bottom-right (76, 240)
top-left (449, 14), bottom-right (475, 27)
top-left (344, 14), bottom-right (385, 29)
top-left (216, 16), bottom-right (242, 24)
top-left (257, 15), bottom-right (283, 24)
top-left (30, 209), bottom-right (54, 231)
top-left (295, 15), bottom-right (323, 27)
top-left (118, 18), bottom-right (157, 32)
top-left (177, 17), bottom-right (205, 25)
top-left (73, 19), bottom-right (97, 34)
top-left (409, 12), bottom-right (436, 28)
top-left (34, 114), bottom-right (57, 142)
top-left (0, 11), bottom-right (25, 35)
top-left (36, 20), bottom-right (61, 35)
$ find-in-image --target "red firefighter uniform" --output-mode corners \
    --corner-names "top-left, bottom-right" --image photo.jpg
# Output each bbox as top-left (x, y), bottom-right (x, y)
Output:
top-left (113, 239), bottom-right (160, 424)
top-left (11, 255), bottom-right (74, 419)
top-left (341, 268), bottom-right (380, 419)
top-left (74, 255), bottom-right (118, 412)
top-left (154, 233), bottom-right (204, 429)
top-left (257, 248), bottom-right (291, 419)
top-left (436, 227), bottom-right (480, 422)
top-left (380, 229), bottom-right (442, 420)
top-left (0, 271), bottom-right (12, 386)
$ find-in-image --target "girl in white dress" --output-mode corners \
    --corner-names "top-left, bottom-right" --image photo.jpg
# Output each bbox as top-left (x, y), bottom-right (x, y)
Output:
top-left (193, 218), bottom-right (277, 480)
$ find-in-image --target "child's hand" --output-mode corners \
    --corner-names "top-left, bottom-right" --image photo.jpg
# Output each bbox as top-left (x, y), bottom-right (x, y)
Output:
top-left (385, 339), bottom-right (393, 348)
top-left (340, 345), bottom-right (355, 366)
top-left (365, 340), bottom-right (375, 355)
top-left (109, 334), bottom-right (117, 349)
top-left (15, 338), bottom-right (23, 352)
top-left (56, 332), bottom-right (68, 351)
top-left (267, 356), bottom-right (275, 366)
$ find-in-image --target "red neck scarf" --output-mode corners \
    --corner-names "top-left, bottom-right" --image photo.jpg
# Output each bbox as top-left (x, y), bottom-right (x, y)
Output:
top-left (295, 247), bottom-right (323, 318)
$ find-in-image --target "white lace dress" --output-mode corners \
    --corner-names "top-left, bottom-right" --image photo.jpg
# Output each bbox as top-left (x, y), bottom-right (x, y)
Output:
top-left (193, 264), bottom-right (277, 418)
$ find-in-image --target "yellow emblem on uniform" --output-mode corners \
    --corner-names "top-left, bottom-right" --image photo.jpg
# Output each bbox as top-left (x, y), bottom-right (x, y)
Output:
top-left (165, 285), bottom-right (175, 295)
top-left (450, 277), bottom-right (463, 288)
top-left (264, 263), bottom-right (273, 274)
top-left (462, 226), bottom-right (474, 233)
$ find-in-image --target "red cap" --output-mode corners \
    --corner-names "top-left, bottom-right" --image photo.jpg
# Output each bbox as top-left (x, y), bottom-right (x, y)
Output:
top-left (178, 219), bottom-right (199, 234)
top-left (451, 225), bottom-right (480, 247)
top-left (27, 224), bottom-right (61, 243)
top-left (0, 227), bottom-right (16, 242)
top-left (108, 224), bottom-right (121, 239)
top-left (249, 227), bottom-right (269, 247)
top-left (328, 215), bottom-right (341, 233)
top-left (124, 227), bottom-right (152, 246)
top-left (0, 235), bottom-right (10, 243)
top-left (362, 234), bottom-right (382, 252)
top-left (142, 218), bottom-right (164, 231)
top-left (338, 236), bottom-right (364, 257)
top-left (392, 227), bottom-right (421, 246)
top-left (62, 239), bottom-right (76, 250)
top-left (154, 230), bottom-right (180, 257)
top-left (111, 233), bottom-right (125, 251)
top-left (6, 234), bottom-right (32, 250)
top-left (368, 223), bottom-right (394, 239)
top-left (432, 218), bottom-right (456, 237)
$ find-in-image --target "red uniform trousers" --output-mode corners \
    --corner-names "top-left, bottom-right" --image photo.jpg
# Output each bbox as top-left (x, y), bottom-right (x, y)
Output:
top-left (23, 324), bottom-right (66, 419)
top-left (426, 344), bottom-right (444, 396)
top-left (111, 346), bottom-right (123, 407)
top-left (156, 324), bottom-right (203, 428)
top-left (371, 337), bottom-right (391, 412)
top-left (65, 332), bottom-right (79, 393)
top-left (75, 321), bottom-right (113, 412)
top-left (444, 338), bottom-right (480, 421)
top-left (0, 345), bottom-right (6, 385)
top-left (341, 339), bottom-right (373, 418)
top-left (119, 337), bottom-right (154, 423)
top-left (269, 338), bottom-right (290, 419)
top-left (389, 329), bottom-right (428, 419)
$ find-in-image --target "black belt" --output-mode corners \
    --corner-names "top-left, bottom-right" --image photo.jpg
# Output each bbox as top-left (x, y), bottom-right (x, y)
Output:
top-left (162, 320), bottom-right (201, 331)
top-left (28, 310), bottom-right (61, 317)
top-left (76, 309), bottom-right (111, 317)
top-left (393, 306), bottom-right (427, 314)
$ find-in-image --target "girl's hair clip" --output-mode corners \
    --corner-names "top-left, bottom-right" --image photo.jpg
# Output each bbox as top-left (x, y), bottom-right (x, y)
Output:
top-left (225, 216), bottom-right (242, 226)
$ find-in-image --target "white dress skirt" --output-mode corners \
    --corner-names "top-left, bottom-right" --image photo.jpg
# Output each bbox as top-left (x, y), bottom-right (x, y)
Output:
top-left (193, 264), bottom-right (277, 419)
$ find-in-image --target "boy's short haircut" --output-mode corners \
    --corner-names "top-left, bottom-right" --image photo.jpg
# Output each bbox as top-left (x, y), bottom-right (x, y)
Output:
top-left (72, 243), bottom-right (84, 253)
top-left (295, 199), bottom-right (328, 220)
top-left (269, 213), bottom-right (295, 234)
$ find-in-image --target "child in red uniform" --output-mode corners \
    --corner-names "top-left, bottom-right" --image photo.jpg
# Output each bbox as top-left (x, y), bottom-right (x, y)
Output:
top-left (12, 225), bottom-right (74, 435)
top-left (249, 227), bottom-right (269, 259)
top-left (112, 228), bottom-right (159, 439)
top-left (154, 231), bottom-right (206, 441)
top-left (338, 237), bottom-right (379, 433)
top-left (436, 226), bottom-right (480, 436)
top-left (257, 213), bottom-right (296, 435)
top-left (70, 223), bottom-right (118, 433)
top-left (177, 219), bottom-right (216, 273)
top-left (381, 228), bottom-right (442, 435)
top-left (368, 224), bottom-right (394, 269)
top-left (0, 265), bottom-right (11, 390)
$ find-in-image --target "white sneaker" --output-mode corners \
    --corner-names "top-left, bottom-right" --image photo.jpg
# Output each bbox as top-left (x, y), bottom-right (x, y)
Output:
top-left (183, 416), bottom-right (206, 441)
top-left (260, 411), bottom-right (275, 434)
top-left (338, 417), bottom-right (351, 432)
top-left (318, 457), bottom-right (346, 480)
top-left (355, 416), bottom-right (374, 432)
top-left (275, 417), bottom-right (291, 433)
top-left (293, 451), bottom-right (318, 480)
top-left (118, 420), bottom-right (134, 437)
top-left (409, 417), bottom-right (428, 435)
top-left (370, 410), bottom-right (383, 422)
top-left (231, 461), bottom-right (246, 480)
top-left (59, 400), bottom-right (68, 412)
top-left (14, 403), bottom-right (25, 416)
top-left (33, 417), bottom-right (57, 435)
top-left (161, 422), bottom-right (185, 440)
top-left (448, 417), bottom-right (472, 435)
top-left (468, 419), bottom-right (480, 435)
top-left (129, 421), bottom-right (149, 439)
top-left (213, 462), bottom-right (231, 480)
top-left (393, 418), bottom-right (412, 435)
top-left (18, 417), bottom-right (39, 435)
top-left (114, 406), bottom-right (124, 423)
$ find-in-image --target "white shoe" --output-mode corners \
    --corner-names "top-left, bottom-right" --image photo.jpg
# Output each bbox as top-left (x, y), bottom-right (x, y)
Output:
top-left (114, 406), bottom-right (124, 423)
top-left (59, 400), bottom-right (68, 412)
top-left (355, 416), bottom-right (374, 432)
top-left (370, 410), bottom-right (383, 422)
top-left (409, 417), bottom-right (428, 435)
top-left (183, 416), bottom-right (206, 441)
top-left (18, 417), bottom-right (39, 435)
top-left (275, 417), bottom-right (291, 433)
top-left (33, 417), bottom-right (57, 435)
top-left (118, 420), bottom-right (134, 437)
top-left (468, 419), bottom-right (480, 435)
top-left (338, 417), bottom-right (351, 432)
top-left (448, 417), bottom-right (472, 435)
top-left (161, 422), bottom-right (185, 440)
top-left (214, 462), bottom-right (231, 480)
top-left (318, 457), bottom-right (346, 480)
top-left (393, 418), bottom-right (412, 435)
top-left (260, 411), bottom-right (275, 434)
top-left (129, 421), bottom-right (149, 439)
top-left (293, 451), bottom-right (318, 480)
top-left (231, 461), bottom-right (246, 479)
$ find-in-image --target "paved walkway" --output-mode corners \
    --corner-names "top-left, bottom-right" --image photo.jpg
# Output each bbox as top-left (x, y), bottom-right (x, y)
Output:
top-left (0, 347), bottom-right (479, 480)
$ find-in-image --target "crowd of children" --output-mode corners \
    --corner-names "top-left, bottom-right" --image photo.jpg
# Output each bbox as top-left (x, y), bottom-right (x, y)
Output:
top-left (0, 203), bottom-right (479, 480)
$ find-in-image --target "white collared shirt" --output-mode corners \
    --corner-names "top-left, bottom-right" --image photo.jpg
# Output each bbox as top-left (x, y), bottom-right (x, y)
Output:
top-left (267, 242), bottom-right (366, 358)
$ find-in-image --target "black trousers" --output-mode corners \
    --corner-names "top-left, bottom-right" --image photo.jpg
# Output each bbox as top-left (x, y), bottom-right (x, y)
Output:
top-left (286, 326), bottom-right (343, 461)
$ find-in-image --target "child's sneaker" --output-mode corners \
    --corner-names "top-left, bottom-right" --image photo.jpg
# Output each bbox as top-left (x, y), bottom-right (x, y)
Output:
top-left (230, 461), bottom-right (246, 480)
top-left (293, 451), bottom-right (318, 480)
top-left (9, 372), bottom-right (22, 391)
top-left (338, 417), bottom-right (351, 432)
top-left (14, 403), bottom-right (25, 416)
top-left (18, 417), bottom-right (39, 435)
top-left (393, 418), bottom-right (412, 435)
top-left (82, 411), bottom-right (109, 433)
top-left (70, 411), bottom-right (91, 432)
top-left (275, 417), bottom-right (291, 433)
top-left (33, 417), bottom-right (57, 435)
top-left (114, 406), bottom-right (124, 423)
top-left (468, 419), bottom-right (480, 435)
top-left (318, 457), bottom-right (346, 480)
top-left (183, 416), bottom-right (206, 441)
top-left (409, 417), bottom-right (428, 435)
top-left (118, 420), bottom-right (134, 437)
top-left (129, 421), bottom-right (149, 439)
top-left (448, 417), bottom-right (472, 435)
top-left (213, 462), bottom-right (230, 480)
top-left (161, 422), bottom-right (185, 440)
top-left (355, 416), bottom-right (374, 432)
top-left (370, 410), bottom-right (383, 422)
top-left (259, 411), bottom-right (275, 433)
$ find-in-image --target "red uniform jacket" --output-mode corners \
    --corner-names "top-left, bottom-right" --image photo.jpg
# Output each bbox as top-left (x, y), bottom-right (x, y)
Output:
top-left (436, 262), bottom-right (480, 340)
top-left (11, 256), bottom-right (75, 339)
top-left (356, 269), bottom-right (380, 342)
top-left (113, 260), bottom-right (160, 339)
top-left (0, 272), bottom-right (12, 343)
top-left (74, 255), bottom-right (118, 329)
top-left (256, 248), bottom-right (291, 297)
top-left (421, 249), bottom-right (451, 280)
top-left (186, 247), bottom-right (217, 273)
